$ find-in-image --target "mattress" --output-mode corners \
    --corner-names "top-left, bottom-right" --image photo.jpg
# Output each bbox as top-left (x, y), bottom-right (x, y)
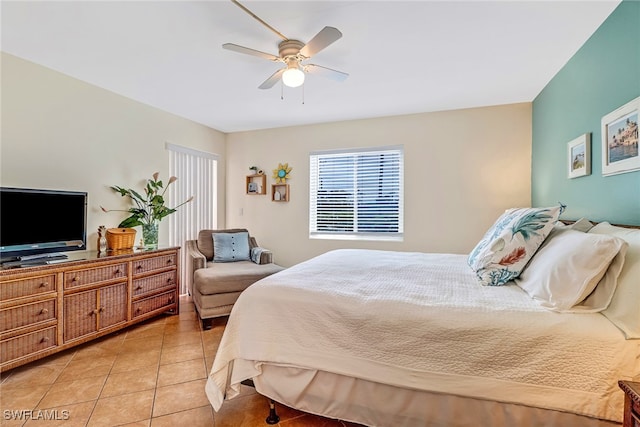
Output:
top-left (205, 249), bottom-right (640, 422)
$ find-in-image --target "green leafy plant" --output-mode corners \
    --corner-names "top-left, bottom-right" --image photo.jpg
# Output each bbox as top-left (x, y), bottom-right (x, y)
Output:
top-left (101, 172), bottom-right (193, 228)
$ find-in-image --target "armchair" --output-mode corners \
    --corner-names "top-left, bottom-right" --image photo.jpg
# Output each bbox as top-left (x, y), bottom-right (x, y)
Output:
top-left (185, 228), bottom-right (284, 329)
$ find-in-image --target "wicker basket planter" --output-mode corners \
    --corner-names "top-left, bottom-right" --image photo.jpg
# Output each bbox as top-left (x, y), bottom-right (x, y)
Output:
top-left (106, 228), bottom-right (136, 250)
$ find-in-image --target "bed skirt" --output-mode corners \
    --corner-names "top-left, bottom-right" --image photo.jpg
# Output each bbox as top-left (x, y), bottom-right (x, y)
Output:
top-left (252, 364), bottom-right (621, 427)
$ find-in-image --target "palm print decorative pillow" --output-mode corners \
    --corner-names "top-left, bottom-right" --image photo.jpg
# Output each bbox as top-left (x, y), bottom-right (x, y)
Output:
top-left (468, 205), bottom-right (563, 286)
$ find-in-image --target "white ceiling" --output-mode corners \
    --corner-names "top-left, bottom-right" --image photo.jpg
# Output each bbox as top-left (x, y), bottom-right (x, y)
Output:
top-left (1, 1), bottom-right (620, 133)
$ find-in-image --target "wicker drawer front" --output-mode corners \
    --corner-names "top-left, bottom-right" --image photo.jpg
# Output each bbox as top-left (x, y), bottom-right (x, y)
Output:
top-left (133, 254), bottom-right (177, 276)
top-left (133, 271), bottom-right (177, 297)
top-left (0, 299), bottom-right (56, 332)
top-left (1, 326), bottom-right (57, 364)
top-left (1, 275), bottom-right (56, 301)
top-left (133, 291), bottom-right (176, 318)
top-left (64, 263), bottom-right (127, 289)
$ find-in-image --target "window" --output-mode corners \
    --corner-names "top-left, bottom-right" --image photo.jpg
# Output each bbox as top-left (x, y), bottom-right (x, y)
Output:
top-left (166, 143), bottom-right (218, 294)
top-left (309, 146), bottom-right (403, 241)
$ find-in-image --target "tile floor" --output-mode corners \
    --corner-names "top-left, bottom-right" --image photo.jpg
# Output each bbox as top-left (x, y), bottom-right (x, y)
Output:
top-left (0, 296), bottom-right (361, 427)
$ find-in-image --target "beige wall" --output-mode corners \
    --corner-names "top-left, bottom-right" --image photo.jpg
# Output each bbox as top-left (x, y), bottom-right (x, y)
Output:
top-left (226, 103), bottom-right (532, 267)
top-left (1, 53), bottom-right (227, 247)
top-left (2, 52), bottom-right (532, 267)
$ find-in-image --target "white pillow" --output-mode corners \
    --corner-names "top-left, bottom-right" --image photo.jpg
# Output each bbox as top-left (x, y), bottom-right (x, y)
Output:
top-left (468, 206), bottom-right (561, 286)
top-left (574, 243), bottom-right (627, 312)
top-left (515, 227), bottom-right (627, 312)
top-left (589, 222), bottom-right (640, 339)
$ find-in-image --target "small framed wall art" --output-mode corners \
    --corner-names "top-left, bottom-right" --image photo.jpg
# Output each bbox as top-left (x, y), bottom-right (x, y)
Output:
top-left (273, 163), bottom-right (292, 183)
top-left (567, 133), bottom-right (591, 179)
top-left (601, 96), bottom-right (639, 176)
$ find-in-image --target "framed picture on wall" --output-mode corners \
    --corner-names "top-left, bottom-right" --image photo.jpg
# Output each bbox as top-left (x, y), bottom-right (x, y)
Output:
top-left (601, 96), bottom-right (640, 176)
top-left (567, 133), bottom-right (591, 179)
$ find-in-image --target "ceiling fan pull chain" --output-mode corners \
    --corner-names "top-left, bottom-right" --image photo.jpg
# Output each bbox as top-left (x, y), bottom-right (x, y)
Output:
top-left (302, 83), bottom-right (305, 105)
top-left (281, 81), bottom-right (284, 101)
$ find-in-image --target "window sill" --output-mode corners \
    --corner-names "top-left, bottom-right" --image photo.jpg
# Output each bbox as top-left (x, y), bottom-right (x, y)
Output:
top-left (309, 232), bottom-right (403, 242)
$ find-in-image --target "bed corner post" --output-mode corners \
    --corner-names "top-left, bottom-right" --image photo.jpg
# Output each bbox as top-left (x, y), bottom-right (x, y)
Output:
top-left (266, 399), bottom-right (280, 425)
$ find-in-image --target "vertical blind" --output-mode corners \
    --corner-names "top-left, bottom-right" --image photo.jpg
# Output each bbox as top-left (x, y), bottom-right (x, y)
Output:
top-left (166, 143), bottom-right (218, 294)
top-left (309, 146), bottom-right (404, 240)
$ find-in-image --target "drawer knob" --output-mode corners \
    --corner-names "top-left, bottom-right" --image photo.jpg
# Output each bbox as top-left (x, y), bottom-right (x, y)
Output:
top-left (166, 278), bottom-right (172, 283)
top-left (41, 337), bottom-right (49, 343)
top-left (72, 276), bottom-right (79, 282)
top-left (168, 296), bottom-right (174, 303)
top-left (135, 285), bottom-right (142, 290)
top-left (40, 308), bottom-right (49, 315)
top-left (39, 282), bottom-right (48, 288)
top-left (136, 307), bottom-right (142, 312)
top-left (166, 259), bottom-right (172, 264)
top-left (114, 269), bottom-right (121, 274)
top-left (136, 265), bottom-right (143, 270)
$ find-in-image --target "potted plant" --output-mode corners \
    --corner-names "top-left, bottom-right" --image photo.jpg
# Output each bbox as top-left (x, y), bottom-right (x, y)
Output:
top-left (101, 172), bottom-right (193, 248)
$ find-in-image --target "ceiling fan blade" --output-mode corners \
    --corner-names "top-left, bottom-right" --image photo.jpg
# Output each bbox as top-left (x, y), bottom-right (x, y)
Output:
top-left (231, 0), bottom-right (288, 41)
top-left (223, 43), bottom-right (280, 62)
top-left (299, 26), bottom-right (342, 58)
top-left (305, 64), bottom-right (349, 82)
top-left (259, 68), bottom-right (285, 89)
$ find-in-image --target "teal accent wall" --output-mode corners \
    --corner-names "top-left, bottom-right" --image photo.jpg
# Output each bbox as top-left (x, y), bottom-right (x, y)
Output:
top-left (532, 0), bottom-right (640, 225)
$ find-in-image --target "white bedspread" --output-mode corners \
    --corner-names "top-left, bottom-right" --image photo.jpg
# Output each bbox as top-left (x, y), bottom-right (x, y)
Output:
top-left (206, 249), bottom-right (640, 422)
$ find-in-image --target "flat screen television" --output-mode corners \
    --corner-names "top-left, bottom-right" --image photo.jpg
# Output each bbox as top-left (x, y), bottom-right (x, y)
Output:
top-left (0, 187), bottom-right (87, 261)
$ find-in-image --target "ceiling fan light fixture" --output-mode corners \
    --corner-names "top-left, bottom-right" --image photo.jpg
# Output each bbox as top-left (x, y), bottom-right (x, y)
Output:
top-left (223, 3), bottom-right (347, 91)
top-left (282, 60), bottom-right (305, 88)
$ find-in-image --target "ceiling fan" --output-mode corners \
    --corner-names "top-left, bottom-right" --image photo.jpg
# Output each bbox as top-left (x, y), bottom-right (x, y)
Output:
top-left (223, 0), bottom-right (349, 89)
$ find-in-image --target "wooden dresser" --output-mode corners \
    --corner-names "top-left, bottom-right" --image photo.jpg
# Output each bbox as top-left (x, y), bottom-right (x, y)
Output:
top-left (620, 381), bottom-right (640, 427)
top-left (0, 247), bottom-right (179, 372)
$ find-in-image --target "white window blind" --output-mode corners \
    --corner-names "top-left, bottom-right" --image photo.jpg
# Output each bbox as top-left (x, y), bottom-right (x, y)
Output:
top-left (309, 146), bottom-right (403, 241)
top-left (166, 143), bottom-right (218, 294)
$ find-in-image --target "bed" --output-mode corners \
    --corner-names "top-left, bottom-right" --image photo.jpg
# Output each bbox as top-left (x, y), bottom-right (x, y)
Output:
top-left (204, 214), bottom-right (640, 427)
